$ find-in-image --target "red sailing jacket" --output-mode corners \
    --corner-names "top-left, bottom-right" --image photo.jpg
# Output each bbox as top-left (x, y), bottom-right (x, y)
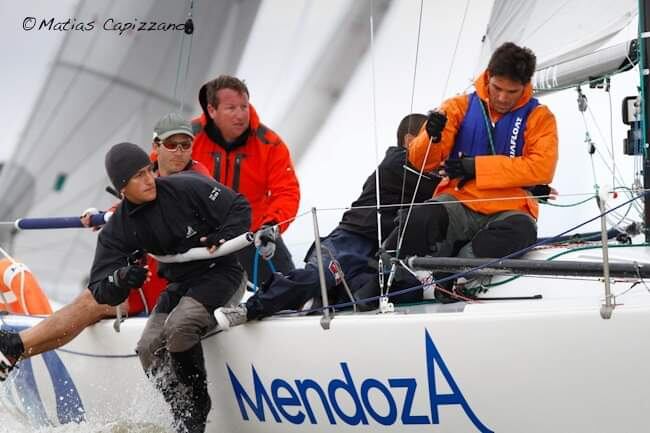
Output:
top-left (191, 104), bottom-right (300, 233)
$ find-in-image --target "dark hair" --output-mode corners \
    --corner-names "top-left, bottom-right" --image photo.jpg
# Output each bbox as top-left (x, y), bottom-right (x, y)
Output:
top-left (487, 42), bottom-right (536, 84)
top-left (205, 75), bottom-right (250, 108)
top-left (397, 113), bottom-right (427, 148)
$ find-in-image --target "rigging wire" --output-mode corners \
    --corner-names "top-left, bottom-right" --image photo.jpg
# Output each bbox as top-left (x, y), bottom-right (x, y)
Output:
top-left (387, 0), bottom-right (471, 295)
top-left (394, 0), bottom-right (426, 298)
top-left (179, 0), bottom-right (195, 113)
top-left (369, 0), bottom-right (386, 294)
top-left (397, 0), bottom-right (426, 246)
top-left (440, 0), bottom-right (471, 101)
top-left (282, 192), bottom-right (648, 315)
top-left (24, 1), bottom-right (194, 207)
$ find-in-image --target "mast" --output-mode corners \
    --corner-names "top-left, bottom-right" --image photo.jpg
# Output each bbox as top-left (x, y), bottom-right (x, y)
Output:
top-left (642, 0), bottom-right (650, 241)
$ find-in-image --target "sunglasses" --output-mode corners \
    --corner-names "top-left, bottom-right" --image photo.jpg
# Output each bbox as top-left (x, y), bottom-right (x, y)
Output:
top-left (159, 139), bottom-right (192, 151)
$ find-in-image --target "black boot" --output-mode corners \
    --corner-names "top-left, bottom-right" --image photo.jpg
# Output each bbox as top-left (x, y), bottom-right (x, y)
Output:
top-left (0, 329), bottom-right (25, 381)
top-left (169, 345), bottom-right (211, 433)
top-left (354, 277), bottom-right (381, 311)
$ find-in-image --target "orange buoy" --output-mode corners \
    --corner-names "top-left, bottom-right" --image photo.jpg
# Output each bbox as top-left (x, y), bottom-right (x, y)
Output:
top-left (0, 258), bottom-right (52, 315)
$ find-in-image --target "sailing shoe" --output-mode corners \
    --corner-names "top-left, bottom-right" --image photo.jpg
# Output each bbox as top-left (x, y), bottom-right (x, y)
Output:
top-left (0, 329), bottom-right (25, 381)
top-left (214, 304), bottom-right (248, 331)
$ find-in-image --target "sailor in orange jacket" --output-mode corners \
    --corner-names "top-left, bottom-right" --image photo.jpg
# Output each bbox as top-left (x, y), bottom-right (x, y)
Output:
top-left (191, 75), bottom-right (300, 284)
top-left (389, 42), bottom-right (558, 301)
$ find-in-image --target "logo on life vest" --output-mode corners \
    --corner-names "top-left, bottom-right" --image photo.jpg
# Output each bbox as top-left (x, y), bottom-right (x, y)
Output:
top-left (509, 116), bottom-right (523, 157)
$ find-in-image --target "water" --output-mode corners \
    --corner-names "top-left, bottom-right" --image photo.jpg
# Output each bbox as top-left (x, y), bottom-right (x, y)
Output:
top-left (0, 374), bottom-right (175, 433)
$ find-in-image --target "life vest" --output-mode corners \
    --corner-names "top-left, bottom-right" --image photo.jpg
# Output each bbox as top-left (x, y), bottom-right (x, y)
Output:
top-left (0, 258), bottom-right (53, 315)
top-left (452, 92), bottom-right (539, 158)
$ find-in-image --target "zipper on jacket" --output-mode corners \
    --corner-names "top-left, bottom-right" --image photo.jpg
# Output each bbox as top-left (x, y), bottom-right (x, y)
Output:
top-left (212, 152), bottom-right (222, 182)
top-left (224, 151), bottom-right (230, 188)
top-left (232, 153), bottom-right (245, 192)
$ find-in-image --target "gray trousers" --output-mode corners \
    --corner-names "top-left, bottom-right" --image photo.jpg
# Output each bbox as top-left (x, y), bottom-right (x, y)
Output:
top-left (135, 276), bottom-right (245, 433)
top-left (136, 276), bottom-right (245, 370)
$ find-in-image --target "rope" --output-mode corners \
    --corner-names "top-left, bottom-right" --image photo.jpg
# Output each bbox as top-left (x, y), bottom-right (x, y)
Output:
top-left (271, 192), bottom-right (648, 315)
top-left (543, 195), bottom-right (595, 207)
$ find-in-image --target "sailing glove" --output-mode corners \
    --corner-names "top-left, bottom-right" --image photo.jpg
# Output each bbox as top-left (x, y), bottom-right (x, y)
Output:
top-left (425, 110), bottom-right (447, 143)
top-left (528, 184), bottom-right (552, 203)
top-left (443, 157), bottom-right (475, 189)
top-left (255, 224), bottom-right (277, 261)
top-left (112, 265), bottom-right (148, 290)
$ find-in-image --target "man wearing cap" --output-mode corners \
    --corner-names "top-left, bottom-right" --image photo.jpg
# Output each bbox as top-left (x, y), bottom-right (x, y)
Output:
top-left (151, 112), bottom-right (211, 178)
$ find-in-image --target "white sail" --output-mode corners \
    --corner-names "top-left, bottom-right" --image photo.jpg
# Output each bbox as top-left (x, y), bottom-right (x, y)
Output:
top-left (478, 0), bottom-right (637, 71)
top-left (0, 0), bottom-right (396, 301)
top-left (2, 1), bottom-right (650, 432)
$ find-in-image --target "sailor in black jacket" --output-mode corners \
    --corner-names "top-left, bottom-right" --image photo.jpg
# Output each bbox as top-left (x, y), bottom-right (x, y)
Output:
top-left (214, 114), bottom-right (438, 330)
top-left (89, 142), bottom-right (250, 433)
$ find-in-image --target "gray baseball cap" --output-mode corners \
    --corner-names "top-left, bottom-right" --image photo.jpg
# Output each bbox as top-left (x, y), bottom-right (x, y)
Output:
top-left (153, 112), bottom-right (194, 141)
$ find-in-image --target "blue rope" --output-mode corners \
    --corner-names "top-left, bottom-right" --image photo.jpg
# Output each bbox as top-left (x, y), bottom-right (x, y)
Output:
top-left (252, 249), bottom-right (260, 292)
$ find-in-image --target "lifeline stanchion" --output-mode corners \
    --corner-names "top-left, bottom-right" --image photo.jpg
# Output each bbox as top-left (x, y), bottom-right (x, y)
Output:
top-left (311, 207), bottom-right (332, 330)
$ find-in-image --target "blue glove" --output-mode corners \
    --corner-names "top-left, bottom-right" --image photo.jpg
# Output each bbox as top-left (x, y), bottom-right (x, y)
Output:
top-left (443, 157), bottom-right (475, 189)
top-left (425, 111), bottom-right (447, 143)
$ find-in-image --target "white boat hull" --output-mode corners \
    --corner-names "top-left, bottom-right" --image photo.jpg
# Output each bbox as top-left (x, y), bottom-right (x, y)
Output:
top-left (2, 291), bottom-right (650, 432)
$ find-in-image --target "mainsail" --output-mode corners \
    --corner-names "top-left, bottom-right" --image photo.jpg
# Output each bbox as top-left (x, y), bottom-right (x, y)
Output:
top-left (0, 0), bottom-right (262, 300)
top-left (0, 0), bottom-right (393, 301)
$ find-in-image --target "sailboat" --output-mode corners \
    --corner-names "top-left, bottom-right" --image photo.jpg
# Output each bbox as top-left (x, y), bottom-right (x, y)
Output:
top-left (2, 0), bottom-right (650, 432)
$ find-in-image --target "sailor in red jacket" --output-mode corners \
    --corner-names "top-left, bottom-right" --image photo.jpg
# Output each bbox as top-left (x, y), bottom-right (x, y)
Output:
top-left (191, 75), bottom-right (300, 284)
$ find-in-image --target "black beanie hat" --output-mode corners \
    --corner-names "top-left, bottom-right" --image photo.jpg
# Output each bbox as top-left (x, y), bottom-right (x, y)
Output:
top-left (105, 142), bottom-right (152, 191)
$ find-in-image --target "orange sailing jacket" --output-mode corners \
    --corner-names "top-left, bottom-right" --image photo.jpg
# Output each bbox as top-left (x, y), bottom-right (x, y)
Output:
top-left (191, 104), bottom-right (300, 233)
top-left (408, 71), bottom-right (558, 219)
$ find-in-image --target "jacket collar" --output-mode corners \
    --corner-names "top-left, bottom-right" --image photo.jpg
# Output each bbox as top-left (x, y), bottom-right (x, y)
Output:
top-left (474, 70), bottom-right (534, 113)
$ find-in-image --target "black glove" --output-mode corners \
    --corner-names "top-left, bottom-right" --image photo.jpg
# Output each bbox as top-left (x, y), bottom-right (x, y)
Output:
top-left (254, 224), bottom-right (277, 261)
top-left (529, 184), bottom-right (552, 203)
top-left (443, 157), bottom-right (475, 189)
top-left (111, 265), bottom-right (148, 290)
top-left (425, 110), bottom-right (447, 143)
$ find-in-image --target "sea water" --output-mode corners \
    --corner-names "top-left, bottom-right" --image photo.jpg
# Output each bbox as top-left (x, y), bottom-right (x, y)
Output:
top-left (0, 374), bottom-right (175, 433)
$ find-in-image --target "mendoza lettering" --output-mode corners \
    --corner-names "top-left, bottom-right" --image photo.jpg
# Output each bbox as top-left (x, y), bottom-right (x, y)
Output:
top-left (227, 331), bottom-right (493, 432)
